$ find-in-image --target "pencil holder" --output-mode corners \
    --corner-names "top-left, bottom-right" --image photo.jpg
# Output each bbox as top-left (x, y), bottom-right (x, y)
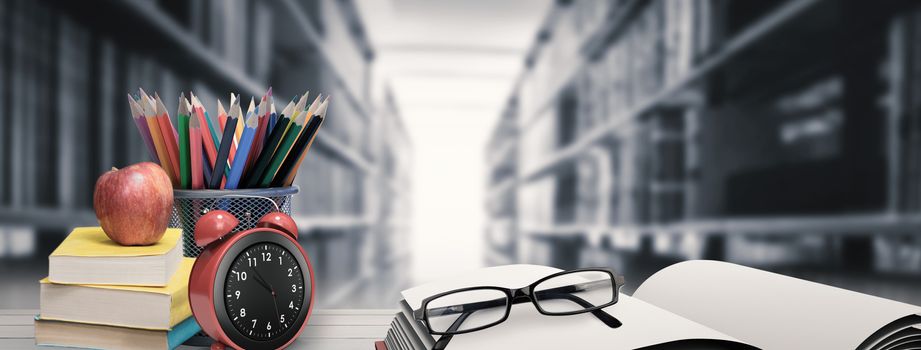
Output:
top-left (169, 186), bottom-right (299, 257)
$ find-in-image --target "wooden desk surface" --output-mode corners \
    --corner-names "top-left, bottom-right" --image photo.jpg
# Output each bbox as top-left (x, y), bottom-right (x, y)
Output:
top-left (0, 309), bottom-right (396, 350)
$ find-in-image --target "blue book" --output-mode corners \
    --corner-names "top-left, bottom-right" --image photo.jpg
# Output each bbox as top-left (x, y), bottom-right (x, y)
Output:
top-left (35, 316), bottom-right (202, 350)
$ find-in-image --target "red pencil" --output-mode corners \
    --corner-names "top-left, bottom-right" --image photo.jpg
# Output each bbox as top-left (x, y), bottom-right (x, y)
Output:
top-left (248, 95), bottom-right (269, 173)
top-left (191, 93), bottom-right (218, 167)
top-left (155, 94), bottom-right (181, 185)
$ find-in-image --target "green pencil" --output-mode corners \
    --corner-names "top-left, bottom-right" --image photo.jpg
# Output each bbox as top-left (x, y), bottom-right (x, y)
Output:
top-left (258, 107), bottom-right (308, 187)
top-left (177, 94), bottom-right (192, 189)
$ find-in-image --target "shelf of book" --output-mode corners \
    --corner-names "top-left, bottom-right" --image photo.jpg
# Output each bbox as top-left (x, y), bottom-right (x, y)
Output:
top-left (487, 0), bottom-right (921, 274)
top-left (519, 0), bottom-right (823, 184)
top-left (278, 0), bottom-right (372, 120)
top-left (0, 209), bottom-right (376, 234)
top-left (0, 208), bottom-right (97, 231)
top-left (55, 0), bottom-right (406, 192)
top-left (519, 213), bottom-right (921, 238)
top-left (487, 177), bottom-right (517, 200)
top-left (296, 216), bottom-right (372, 234)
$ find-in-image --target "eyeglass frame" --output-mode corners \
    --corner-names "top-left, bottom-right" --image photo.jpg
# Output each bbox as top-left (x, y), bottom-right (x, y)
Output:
top-left (413, 267), bottom-right (625, 336)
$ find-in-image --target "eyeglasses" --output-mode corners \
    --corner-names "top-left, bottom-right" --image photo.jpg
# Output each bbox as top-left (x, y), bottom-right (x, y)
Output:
top-left (413, 268), bottom-right (625, 350)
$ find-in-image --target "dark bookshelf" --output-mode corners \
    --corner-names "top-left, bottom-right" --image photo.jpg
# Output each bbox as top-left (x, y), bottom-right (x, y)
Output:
top-left (0, 0), bottom-right (412, 308)
top-left (486, 0), bottom-right (921, 275)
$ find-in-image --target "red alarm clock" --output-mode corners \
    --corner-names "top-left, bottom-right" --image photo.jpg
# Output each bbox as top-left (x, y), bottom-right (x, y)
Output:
top-left (189, 210), bottom-right (315, 350)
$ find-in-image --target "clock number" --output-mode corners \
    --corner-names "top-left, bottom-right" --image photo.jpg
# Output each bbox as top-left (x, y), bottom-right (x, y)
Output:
top-left (251, 319), bottom-right (257, 328)
top-left (261, 252), bottom-right (272, 262)
top-left (240, 308), bottom-right (246, 317)
top-left (291, 284), bottom-right (297, 293)
top-left (289, 301), bottom-right (294, 309)
top-left (280, 314), bottom-right (286, 323)
top-left (247, 257), bottom-right (257, 267)
top-left (233, 271), bottom-right (247, 281)
top-left (266, 322), bottom-right (272, 330)
top-left (287, 268), bottom-right (293, 277)
top-left (234, 290), bottom-right (240, 299)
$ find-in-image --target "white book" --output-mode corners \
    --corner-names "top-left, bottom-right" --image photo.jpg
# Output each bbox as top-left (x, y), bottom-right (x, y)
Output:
top-left (389, 261), bottom-right (921, 349)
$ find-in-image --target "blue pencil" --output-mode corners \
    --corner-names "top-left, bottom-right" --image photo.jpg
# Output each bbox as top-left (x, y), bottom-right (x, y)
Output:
top-left (267, 103), bottom-right (277, 143)
top-left (208, 107), bottom-right (238, 189)
top-left (225, 103), bottom-right (258, 189)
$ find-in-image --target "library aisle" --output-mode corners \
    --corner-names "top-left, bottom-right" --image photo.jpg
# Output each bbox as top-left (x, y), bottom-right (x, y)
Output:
top-left (2, 0), bottom-right (921, 314)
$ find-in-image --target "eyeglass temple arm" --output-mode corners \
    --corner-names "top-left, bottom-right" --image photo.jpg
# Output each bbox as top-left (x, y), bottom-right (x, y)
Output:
top-left (536, 292), bottom-right (622, 328)
top-left (431, 291), bottom-right (621, 350)
top-left (432, 309), bottom-right (474, 350)
top-left (425, 279), bottom-right (618, 317)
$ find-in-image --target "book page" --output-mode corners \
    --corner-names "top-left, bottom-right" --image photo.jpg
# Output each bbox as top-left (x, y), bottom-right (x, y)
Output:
top-left (633, 260), bottom-right (921, 350)
top-left (402, 265), bottom-right (755, 349)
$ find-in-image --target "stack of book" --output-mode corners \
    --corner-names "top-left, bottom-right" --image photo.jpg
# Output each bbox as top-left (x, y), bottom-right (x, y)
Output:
top-left (35, 227), bottom-right (200, 350)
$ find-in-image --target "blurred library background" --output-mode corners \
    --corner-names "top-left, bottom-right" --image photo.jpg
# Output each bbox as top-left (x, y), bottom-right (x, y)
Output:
top-left (3, 0), bottom-right (921, 311)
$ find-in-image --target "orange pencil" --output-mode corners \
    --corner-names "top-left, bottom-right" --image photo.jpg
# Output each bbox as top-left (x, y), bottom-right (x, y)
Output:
top-left (217, 100), bottom-right (228, 133)
top-left (155, 94), bottom-right (182, 182)
top-left (140, 94), bottom-right (176, 185)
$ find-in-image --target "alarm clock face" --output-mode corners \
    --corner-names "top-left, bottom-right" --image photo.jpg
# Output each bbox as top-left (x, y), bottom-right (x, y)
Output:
top-left (224, 242), bottom-right (305, 340)
top-left (213, 231), bottom-right (313, 349)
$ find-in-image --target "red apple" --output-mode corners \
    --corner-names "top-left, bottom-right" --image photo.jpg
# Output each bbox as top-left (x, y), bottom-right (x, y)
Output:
top-left (93, 162), bottom-right (174, 246)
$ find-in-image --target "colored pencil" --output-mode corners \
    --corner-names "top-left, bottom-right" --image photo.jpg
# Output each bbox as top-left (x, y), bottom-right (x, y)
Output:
top-left (204, 99), bottom-right (221, 151)
top-left (249, 96), bottom-right (267, 173)
top-left (217, 100), bottom-right (228, 134)
top-left (155, 94), bottom-right (182, 184)
top-left (274, 99), bottom-right (328, 187)
top-left (189, 109), bottom-right (204, 190)
top-left (266, 101), bottom-right (277, 147)
top-left (243, 101), bottom-right (294, 188)
top-left (127, 89), bottom-right (330, 189)
top-left (257, 101), bottom-right (311, 187)
top-left (233, 95), bottom-right (244, 160)
top-left (227, 95), bottom-right (242, 164)
top-left (226, 104), bottom-right (258, 189)
top-left (177, 94), bottom-right (192, 189)
top-left (127, 95), bottom-right (159, 164)
top-left (210, 105), bottom-right (239, 190)
top-left (140, 94), bottom-right (175, 184)
top-left (288, 92), bottom-right (310, 134)
top-left (267, 95), bottom-right (277, 138)
top-left (191, 93), bottom-right (218, 167)
top-left (202, 148), bottom-right (212, 189)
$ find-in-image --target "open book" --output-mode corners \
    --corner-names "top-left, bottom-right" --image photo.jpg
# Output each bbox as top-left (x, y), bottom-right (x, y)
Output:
top-left (381, 260), bottom-right (921, 350)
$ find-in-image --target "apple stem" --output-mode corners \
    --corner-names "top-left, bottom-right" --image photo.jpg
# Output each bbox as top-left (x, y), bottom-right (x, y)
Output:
top-left (111, 167), bottom-right (118, 172)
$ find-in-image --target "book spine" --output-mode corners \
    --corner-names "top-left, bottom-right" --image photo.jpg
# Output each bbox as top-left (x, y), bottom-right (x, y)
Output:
top-left (9, 0), bottom-right (26, 207)
top-left (0, 0), bottom-right (7, 206)
top-left (96, 38), bottom-right (118, 172)
top-left (56, 15), bottom-right (92, 209)
top-left (34, 0), bottom-right (57, 206)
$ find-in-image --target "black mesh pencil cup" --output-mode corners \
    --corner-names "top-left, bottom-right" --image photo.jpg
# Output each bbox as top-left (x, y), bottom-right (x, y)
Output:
top-left (169, 186), bottom-right (298, 257)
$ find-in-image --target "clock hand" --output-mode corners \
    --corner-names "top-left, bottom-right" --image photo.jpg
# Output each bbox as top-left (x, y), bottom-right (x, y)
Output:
top-left (251, 267), bottom-right (281, 325)
top-left (271, 293), bottom-right (281, 326)
top-left (250, 267), bottom-right (275, 295)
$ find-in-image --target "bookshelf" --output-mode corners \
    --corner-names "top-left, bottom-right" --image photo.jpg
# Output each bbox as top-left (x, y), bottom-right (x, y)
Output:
top-left (486, 0), bottom-right (921, 274)
top-left (0, 0), bottom-right (411, 308)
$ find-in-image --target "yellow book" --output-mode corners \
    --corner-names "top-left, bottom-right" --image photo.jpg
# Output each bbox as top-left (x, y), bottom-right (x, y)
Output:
top-left (49, 227), bottom-right (182, 286)
top-left (40, 258), bottom-right (194, 330)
